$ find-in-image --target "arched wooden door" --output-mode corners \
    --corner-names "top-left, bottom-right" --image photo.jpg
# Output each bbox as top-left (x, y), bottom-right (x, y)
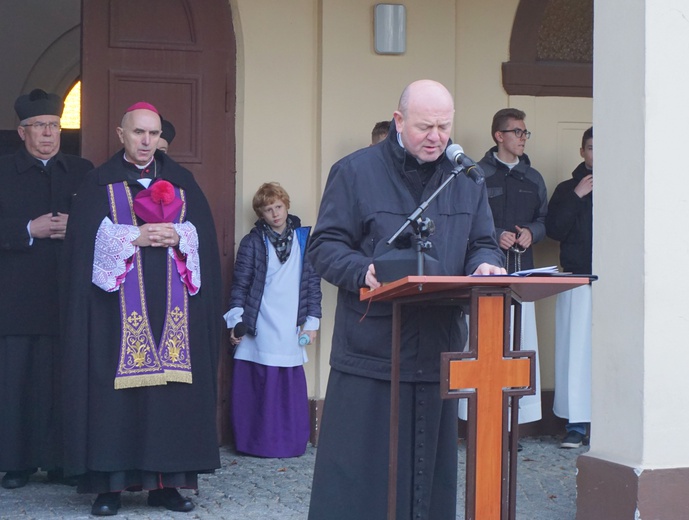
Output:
top-left (81, 0), bottom-right (237, 444)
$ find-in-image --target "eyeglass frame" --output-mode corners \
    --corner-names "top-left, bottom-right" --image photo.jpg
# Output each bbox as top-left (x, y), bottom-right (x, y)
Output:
top-left (499, 128), bottom-right (531, 139)
top-left (20, 121), bottom-right (61, 132)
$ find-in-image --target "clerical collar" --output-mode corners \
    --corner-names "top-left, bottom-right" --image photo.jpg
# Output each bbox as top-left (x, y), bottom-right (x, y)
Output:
top-left (122, 153), bottom-right (157, 180)
top-left (123, 152), bottom-right (154, 171)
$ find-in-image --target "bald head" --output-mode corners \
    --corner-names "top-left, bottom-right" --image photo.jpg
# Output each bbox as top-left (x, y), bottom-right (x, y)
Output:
top-left (393, 80), bottom-right (455, 162)
top-left (397, 80), bottom-right (454, 117)
top-left (116, 108), bottom-right (162, 166)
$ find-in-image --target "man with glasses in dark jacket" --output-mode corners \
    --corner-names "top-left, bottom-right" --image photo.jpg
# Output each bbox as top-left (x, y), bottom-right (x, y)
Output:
top-left (476, 108), bottom-right (548, 428)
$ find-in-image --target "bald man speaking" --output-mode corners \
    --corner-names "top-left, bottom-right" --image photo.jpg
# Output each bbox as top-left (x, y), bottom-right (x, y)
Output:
top-left (307, 80), bottom-right (505, 520)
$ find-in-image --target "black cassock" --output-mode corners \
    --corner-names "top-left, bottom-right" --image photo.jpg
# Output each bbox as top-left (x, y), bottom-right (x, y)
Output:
top-left (0, 148), bottom-right (92, 473)
top-left (61, 150), bottom-right (222, 492)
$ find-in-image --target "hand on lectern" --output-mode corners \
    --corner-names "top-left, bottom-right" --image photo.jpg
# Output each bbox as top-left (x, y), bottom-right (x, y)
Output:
top-left (473, 263), bottom-right (507, 276)
top-left (365, 263), bottom-right (382, 290)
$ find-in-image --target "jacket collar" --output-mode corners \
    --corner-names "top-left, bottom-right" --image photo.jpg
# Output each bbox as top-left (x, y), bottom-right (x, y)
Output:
top-left (14, 146), bottom-right (67, 174)
top-left (572, 161), bottom-right (592, 182)
top-left (482, 145), bottom-right (532, 180)
top-left (253, 214), bottom-right (303, 233)
top-left (382, 125), bottom-right (452, 176)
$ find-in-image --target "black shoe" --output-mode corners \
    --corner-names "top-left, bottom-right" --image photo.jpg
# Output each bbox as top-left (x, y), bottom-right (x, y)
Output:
top-left (560, 430), bottom-right (587, 449)
top-left (91, 492), bottom-right (121, 516)
top-left (517, 442), bottom-right (524, 452)
top-left (147, 487), bottom-right (195, 512)
top-left (1, 470), bottom-right (35, 489)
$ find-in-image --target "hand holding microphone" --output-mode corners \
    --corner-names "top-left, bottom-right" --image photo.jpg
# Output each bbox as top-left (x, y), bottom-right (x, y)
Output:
top-left (445, 144), bottom-right (485, 185)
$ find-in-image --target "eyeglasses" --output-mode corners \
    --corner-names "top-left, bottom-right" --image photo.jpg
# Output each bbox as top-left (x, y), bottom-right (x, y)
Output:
top-left (499, 128), bottom-right (531, 139)
top-left (21, 121), bottom-right (61, 132)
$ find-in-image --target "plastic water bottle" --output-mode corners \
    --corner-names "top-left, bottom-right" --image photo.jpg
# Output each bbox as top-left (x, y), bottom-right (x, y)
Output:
top-left (298, 333), bottom-right (310, 346)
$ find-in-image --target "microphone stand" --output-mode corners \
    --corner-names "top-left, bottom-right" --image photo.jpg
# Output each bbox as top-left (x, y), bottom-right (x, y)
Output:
top-left (386, 166), bottom-right (465, 275)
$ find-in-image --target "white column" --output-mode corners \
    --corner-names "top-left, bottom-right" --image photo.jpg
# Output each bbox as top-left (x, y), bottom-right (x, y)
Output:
top-left (579, 1), bottom-right (689, 517)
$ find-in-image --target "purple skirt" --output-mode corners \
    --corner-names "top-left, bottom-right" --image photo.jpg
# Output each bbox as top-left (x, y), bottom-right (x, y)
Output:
top-left (231, 359), bottom-right (310, 458)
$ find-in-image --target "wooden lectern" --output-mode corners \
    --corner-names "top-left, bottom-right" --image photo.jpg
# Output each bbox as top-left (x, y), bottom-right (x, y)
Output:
top-left (360, 275), bottom-right (591, 520)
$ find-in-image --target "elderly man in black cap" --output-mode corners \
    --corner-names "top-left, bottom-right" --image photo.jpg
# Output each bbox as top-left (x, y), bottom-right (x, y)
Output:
top-left (0, 89), bottom-right (93, 489)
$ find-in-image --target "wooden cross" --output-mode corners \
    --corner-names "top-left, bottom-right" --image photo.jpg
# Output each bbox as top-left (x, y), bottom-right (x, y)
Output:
top-left (441, 288), bottom-right (535, 520)
top-left (359, 276), bottom-right (588, 520)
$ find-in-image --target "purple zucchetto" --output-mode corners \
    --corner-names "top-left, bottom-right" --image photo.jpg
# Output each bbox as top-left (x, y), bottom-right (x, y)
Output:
top-left (125, 101), bottom-right (159, 114)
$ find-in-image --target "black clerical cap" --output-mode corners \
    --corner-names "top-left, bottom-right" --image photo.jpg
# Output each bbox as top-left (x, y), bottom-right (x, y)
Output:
top-left (160, 118), bottom-right (176, 144)
top-left (14, 89), bottom-right (64, 120)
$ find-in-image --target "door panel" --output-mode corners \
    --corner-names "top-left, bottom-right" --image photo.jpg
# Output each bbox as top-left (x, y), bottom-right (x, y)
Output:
top-left (82, 0), bottom-right (236, 443)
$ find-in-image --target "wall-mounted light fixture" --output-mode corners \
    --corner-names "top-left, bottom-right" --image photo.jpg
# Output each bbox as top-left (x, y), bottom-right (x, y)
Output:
top-left (374, 4), bottom-right (406, 55)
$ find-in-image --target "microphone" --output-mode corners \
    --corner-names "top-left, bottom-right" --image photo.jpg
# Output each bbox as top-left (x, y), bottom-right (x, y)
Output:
top-left (445, 144), bottom-right (485, 185)
top-left (232, 322), bottom-right (248, 339)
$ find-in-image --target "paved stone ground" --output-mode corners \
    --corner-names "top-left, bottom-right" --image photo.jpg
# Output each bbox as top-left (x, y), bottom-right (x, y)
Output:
top-left (0, 436), bottom-right (587, 519)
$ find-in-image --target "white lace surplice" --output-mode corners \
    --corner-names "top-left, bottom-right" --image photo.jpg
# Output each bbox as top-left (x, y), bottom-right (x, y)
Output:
top-left (92, 216), bottom-right (201, 294)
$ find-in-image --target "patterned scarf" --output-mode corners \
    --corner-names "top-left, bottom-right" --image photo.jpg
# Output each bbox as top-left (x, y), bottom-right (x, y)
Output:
top-left (260, 216), bottom-right (295, 263)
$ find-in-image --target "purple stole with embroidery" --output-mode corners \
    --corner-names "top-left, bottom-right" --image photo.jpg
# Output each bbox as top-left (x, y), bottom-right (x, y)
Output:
top-left (107, 182), bottom-right (192, 389)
